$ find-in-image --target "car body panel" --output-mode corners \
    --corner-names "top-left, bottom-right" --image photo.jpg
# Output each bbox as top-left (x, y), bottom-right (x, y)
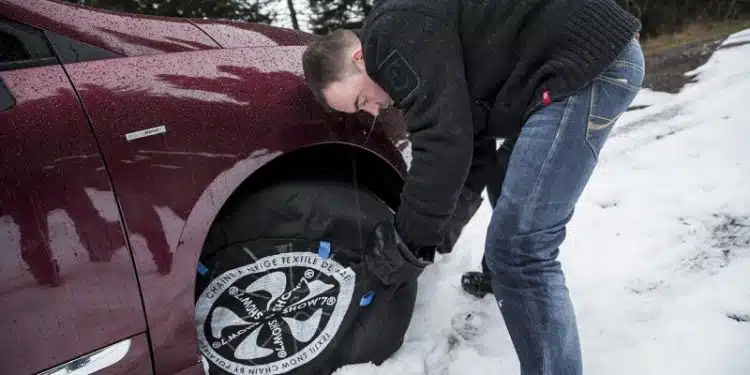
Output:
top-left (0, 0), bottom-right (220, 56)
top-left (62, 45), bottom-right (406, 373)
top-left (0, 64), bottom-right (146, 374)
top-left (188, 19), bottom-right (317, 48)
top-left (101, 334), bottom-right (154, 375)
top-left (40, 333), bottom-right (153, 375)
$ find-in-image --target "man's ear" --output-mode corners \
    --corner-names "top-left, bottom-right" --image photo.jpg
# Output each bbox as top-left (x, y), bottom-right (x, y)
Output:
top-left (352, 47), bottom-right (363, 62)
top-left (352, 47), bottom-right (366, 70)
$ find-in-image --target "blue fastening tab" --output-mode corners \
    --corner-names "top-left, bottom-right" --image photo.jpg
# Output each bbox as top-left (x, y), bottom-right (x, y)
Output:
top-left (359, 291), bottom-right (375, 306)
top-left (197, 262), bottom-right (208, 276)
top-left (318, 241), bottom-right (331, 259)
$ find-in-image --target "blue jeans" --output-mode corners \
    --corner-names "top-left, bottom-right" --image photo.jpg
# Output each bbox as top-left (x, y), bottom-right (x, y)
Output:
top-left (483, 38), bottom-right (645, 375)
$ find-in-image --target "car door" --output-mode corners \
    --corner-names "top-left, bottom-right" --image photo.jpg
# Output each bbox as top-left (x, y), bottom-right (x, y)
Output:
top-left (0, 17), bottom-right (151, 375)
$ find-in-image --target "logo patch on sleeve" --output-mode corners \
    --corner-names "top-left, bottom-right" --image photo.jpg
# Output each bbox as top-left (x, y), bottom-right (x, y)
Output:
top-left (377, 49), bottom-right (419, 104)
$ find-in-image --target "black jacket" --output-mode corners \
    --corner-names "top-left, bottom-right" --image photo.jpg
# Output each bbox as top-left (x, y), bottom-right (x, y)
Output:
top-left (359, 0), bottom-right (641, 248)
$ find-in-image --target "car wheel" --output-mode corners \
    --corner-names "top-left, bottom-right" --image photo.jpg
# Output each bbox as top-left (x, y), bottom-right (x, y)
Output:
top-left (195, 180), bottom-right (417, 375)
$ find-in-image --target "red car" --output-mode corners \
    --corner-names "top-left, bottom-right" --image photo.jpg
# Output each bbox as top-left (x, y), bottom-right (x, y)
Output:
top-left (0, 1), bottom-right (417, 374)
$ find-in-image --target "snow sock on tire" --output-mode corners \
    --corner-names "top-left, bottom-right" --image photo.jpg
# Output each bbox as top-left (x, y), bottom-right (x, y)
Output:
top-left (195, 181), bottom-right (419, 375)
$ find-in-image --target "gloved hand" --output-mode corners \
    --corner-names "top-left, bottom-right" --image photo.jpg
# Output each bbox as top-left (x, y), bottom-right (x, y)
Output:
top-left (365, 219), bottom-right (431, 286)
top-left (437, 186), bottom-right (483, 254)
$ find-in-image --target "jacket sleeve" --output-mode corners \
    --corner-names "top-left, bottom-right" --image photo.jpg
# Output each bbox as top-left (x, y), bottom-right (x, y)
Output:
top-left (362, 10), bottom-right (475, 248)
top-left (464, 137), bottom-right (498, 195)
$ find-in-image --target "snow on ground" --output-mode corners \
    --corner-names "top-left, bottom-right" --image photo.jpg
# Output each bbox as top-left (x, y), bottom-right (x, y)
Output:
top-left (336, 29), bottom-right (750, 375)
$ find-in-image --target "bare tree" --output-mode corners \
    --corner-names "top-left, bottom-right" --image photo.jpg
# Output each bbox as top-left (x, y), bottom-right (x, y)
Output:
top-left (286, 0), bottom-right (300, 30)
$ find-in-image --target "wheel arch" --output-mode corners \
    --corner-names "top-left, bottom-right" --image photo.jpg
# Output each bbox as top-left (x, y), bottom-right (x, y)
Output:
top-left (215, 142), bottom-right (406, 223)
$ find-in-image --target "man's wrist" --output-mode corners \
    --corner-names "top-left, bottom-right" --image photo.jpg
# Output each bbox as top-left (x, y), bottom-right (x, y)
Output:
top-left (364, 219), bottom-right (430, 285)
top-left (414, 244), bottom-right (437, 263)
top-left (394, 198), bottom-right (450, 248)
top-left (390, 215), bottom-right (431, 261)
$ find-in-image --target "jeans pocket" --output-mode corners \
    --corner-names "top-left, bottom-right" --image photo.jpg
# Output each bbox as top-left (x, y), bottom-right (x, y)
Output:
top-left (585, 43), bottom-right (645, 158)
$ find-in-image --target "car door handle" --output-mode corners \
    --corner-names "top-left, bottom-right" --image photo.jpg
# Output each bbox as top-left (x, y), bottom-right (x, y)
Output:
top-left (1, 78), bottom-right (16, 112)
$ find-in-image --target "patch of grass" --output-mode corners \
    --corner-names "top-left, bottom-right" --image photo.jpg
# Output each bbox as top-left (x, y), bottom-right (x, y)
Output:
top-left (642, 19), bottom-right (750, 56)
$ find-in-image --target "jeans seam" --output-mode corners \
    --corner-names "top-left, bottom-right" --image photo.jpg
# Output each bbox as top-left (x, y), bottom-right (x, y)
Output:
top-left (596, 75), bottom-right (640, 92)
top-left (610, 59), bottom-right (644, 73)
top-left (518, 283), bottom-right (546, 373)
top-left (585, 82), bottom-right (599, 161)
top-left (522, 95), bottom-right (575, 230)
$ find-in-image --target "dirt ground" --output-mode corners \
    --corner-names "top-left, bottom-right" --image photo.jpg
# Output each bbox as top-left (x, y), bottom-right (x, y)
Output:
top-left (642, 29), bottom-right (750, 93)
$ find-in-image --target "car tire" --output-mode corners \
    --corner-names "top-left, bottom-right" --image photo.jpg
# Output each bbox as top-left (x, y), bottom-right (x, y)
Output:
top-left (195, 180), bottom-right (417, 375)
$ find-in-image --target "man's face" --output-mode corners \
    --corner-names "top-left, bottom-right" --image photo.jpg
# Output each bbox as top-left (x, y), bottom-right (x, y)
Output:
top-left (322, 47), bottom-right (393, 116)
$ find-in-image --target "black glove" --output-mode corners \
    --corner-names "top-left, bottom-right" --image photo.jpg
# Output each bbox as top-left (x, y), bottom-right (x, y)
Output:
top-left (365, 219), bottom-right (431, 285)
top-left (437, 186), bottom-right (483, 254)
